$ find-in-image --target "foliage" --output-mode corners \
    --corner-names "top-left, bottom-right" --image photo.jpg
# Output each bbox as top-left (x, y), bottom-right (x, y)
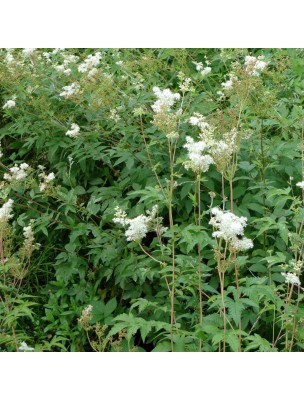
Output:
top-left (0, 48), bottom-right (304, 351)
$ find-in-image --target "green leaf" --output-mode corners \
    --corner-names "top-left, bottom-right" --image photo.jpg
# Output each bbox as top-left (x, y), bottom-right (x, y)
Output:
top-left (226, 298), bottom-right (245, 326)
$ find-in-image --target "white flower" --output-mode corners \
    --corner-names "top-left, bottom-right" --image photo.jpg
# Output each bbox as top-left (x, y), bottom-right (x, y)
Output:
top-left (179, 77), bottom-right (192, 92)
top-left (88, 68), bottom-right (98, 79)
top-left (201, 67), bottom-right (211, 77)
top-left (55, 65), bottom-right (65, 72)
top-left (23, 224), bottom-right (34, 239)
top-left (39, 183), bottom-right (46, 192)
top-left (230, 237), bottom-right (254, 251)
top-left (3, 99), bottom-right (16, 109)
top-left (184, 136), bottom-right (214, 173)
top-left (0, 199), bottom-right (14, 223)
top-left (81, 304), bottom-right (93, 319)
top-left (66, 123), bottom-right (80, 138)
top-left (193, 61), bottom-right (204, 71)
top-left (244, 55), bottom-right (267, 77)
top-left (5, 52), bottom-right (14, 64)
top-left (113, 206), bottom-right (128, 226)
top-left (52, 48), bottom-right (65, 54)
top-left (78, 52), bottom-right (102, 73)
top-left (296, 181), bottom-right (304, 189)
top-left (116, 61), bottom-right (123, 66)
top-left (281, 272), bottom-right (301, 286)
top-left (62, 54), bottom-right (79, 65)
top-left (221, 80), bottom-right (234, 90)
top-left (22, 48), bottom-right (36, 57)
top-left (109, 109), bottom-right (121, 123)
top-left (43, 52), bottom-right (51, 61)
top-left (210, 207), bottom-right (247, 240)
top-left (210, 207), bottom-right (253, 252)
top-left (125, 215), bottom-right (150, 242)
top-left (4, 163), bottom-right (30, 181)
top-left (45, 172), bottom-right (55, 183)
top-left (20, 163), bottom-right (29, 170)
top-left (189, 114), bottom-right (210, 130)
top-left (19, 341), bottom-right (35, 351)
top-left (113, 205), bottom-right (165, 242)
top-left (59, 82), bottom-right (80, 98)
top-left (38, 170), bottom-right (55, 191)
top-left (151, 87), bottom-right (180, 113)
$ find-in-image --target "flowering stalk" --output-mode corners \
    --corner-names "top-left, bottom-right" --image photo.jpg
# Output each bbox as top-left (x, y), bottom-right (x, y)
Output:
top-left (196, 174), bottom-right (203, 351)
top-left (167, 137), bottom-right (176, 352)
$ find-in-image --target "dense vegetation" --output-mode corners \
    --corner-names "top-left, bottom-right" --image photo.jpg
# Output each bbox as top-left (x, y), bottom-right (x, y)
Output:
top-left (0, 48), bottom-right (304, 352)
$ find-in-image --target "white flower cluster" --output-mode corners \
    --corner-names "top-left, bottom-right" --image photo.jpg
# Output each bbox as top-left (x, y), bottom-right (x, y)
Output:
top-left (19, 341), bottom-right (34, 351)
top-left (109, 108), bottom-right (121, 123)
top-left (59, 82), bottom-right (80, 98)
top-left (66, 123), bottom-right (81, 138)
top-left (184, 136), bottom-right (214, 173)
top-left (189, 114), bottom-right (210, 130)
top-left (78, 51), bottom-right (102, 73)
top-left (221, 76), bottom-right (239, 91)
top-left (54, 65), bottom-right (71, 75)
top-left (113, 205), bottom-right (166, 242)
top-left (209, 129), bottom-right (238, 170)
top-left (3, 98), bottom-right (16, 109)
top-left (179, 76), bottom-right (192, 93)
top-left (281, 272), bottom-right (301, 287)
top-left (193, 61), bottom-right (204, 71)
top-left (192, 61), bottom-right (212, 77)
top-left (23, 222), bottom-right (40, 252)
top-left (82, 304), bottom-right (93, 318)
top-left (210, 207), bottom-right (253, 251)
top-left (296, 181), bottom-right (304, 189)
top-left (187, 114), bottom-right (241, 174)
top-left (5, 51), bottom-right (14, 64)
top-left (290, 260), bottom-right (304, 273)
top-left (38, 171), bottom-right (55, 192)
top-left (201, 66), bottom-right (212, 77)
top-left (244, 55), bottom-right (267, 77)
top-left (4, 163), bottom-right (30, 181)
top-left (54, 53), bottom-right (79, 75)
top-left (151, 87), bottom-right (180, 113)
top-left (22, 48), bottom-right (36, 57)
top-left (0, 199), bottom-right (14, 223)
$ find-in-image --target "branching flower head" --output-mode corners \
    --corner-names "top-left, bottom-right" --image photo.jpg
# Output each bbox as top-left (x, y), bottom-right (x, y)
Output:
top-left (21, 221), bottom-right (41, 257)
top-left (22, 48), bottom-right (36, 57)
top-left (59, 82), bottom-right (80, 98)
top-left (39, 170), bottom-right (55, 192)
top-left (4, 163), bottom-right (30, 182)
top-left (113, 205), bottom-right (166, 242)
top-left (3, 96), bottom-right (16, 109)
top-left (19, 341), bottom-right (35, 351)
top-left (210, 207), bottom-right (253, 252)
top-left (296, 181), bottom-right (304, 189)
top-left (78, 52), bottom-right (102, 73)
top-left (0, 199), bottom-right (14, 223)
top-left (244, 55), bottom-right (268, 77)
top-left (281, 272), bottom-right (301, 287)
top-left (221, 76), bottom-right (239, 91)
top-left (66, 123), bottom-right (81, 138)
top-left (151, 87), bottom-right (180, 114)
top-left (184, 136), bottom-right (214, 174)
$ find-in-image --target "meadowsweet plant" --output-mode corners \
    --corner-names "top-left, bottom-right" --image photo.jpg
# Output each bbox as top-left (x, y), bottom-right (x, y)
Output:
top-left (0, 47), bottom-right (304, 352)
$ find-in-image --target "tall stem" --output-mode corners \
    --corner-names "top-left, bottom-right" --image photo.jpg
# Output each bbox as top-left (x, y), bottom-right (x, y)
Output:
top-left (219, 270), bottom-right (226, 352)
top-left (197, 175), bottom-right (203, 351)
top-left (168, 139), bottom-right (176, 352)
top-left (229, 177), bottom-right (242, 351)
